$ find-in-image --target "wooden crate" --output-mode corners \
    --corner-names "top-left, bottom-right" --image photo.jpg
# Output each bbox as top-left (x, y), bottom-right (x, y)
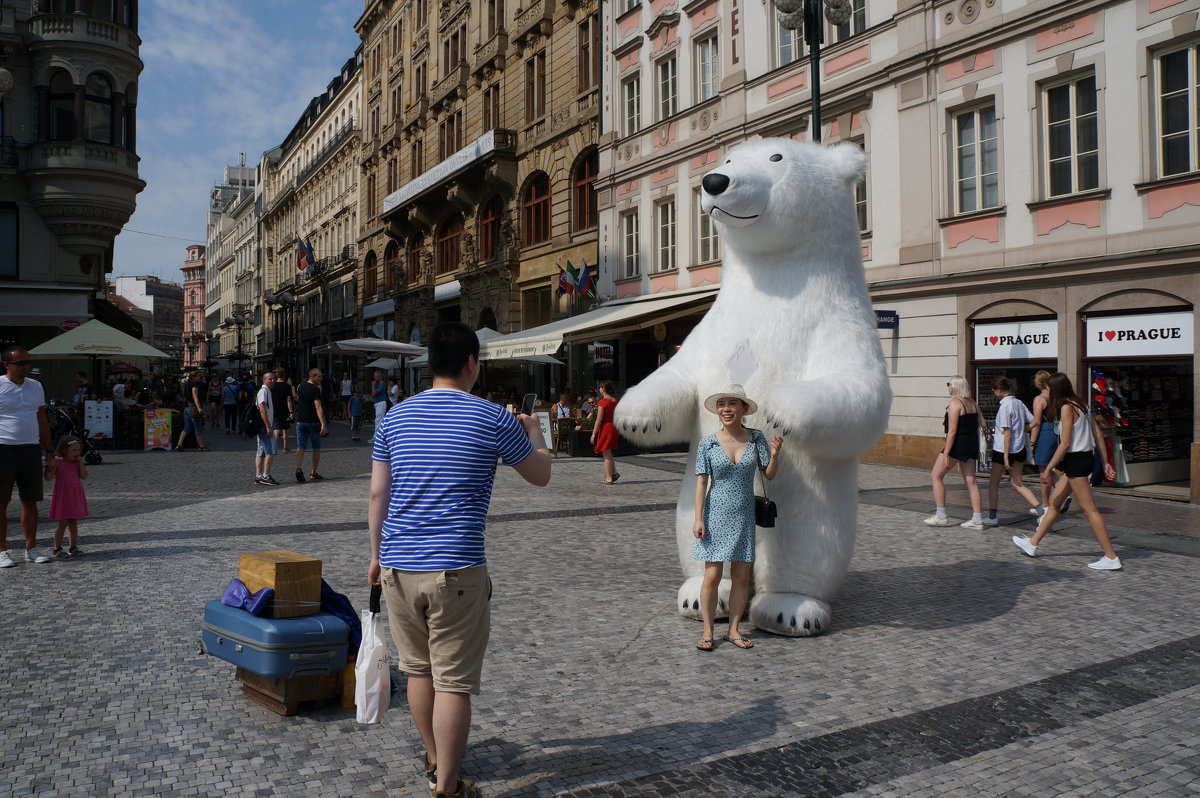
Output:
top-left (238, 550), bottom-right (322, 619)
top-left (237, 667), bottom-right (338, 716)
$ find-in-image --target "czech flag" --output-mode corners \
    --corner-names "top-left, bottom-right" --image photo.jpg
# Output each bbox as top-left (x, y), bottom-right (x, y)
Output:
top-left (576, 259), bottom-right (596, 298)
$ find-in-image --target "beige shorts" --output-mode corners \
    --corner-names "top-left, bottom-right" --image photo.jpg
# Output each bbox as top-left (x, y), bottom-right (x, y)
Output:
top-left (379, 565), bottom-right (491, 694)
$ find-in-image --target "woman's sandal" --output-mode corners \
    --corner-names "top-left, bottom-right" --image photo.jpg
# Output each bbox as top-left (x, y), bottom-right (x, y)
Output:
top-left (696, 638), bottom-right (715, 651)
top-left (198, 447), bottom-right (211, 452)
top-left (723, 636), bottom-right (754, 650)
top-left (611, 473), bottom-right (621, 483)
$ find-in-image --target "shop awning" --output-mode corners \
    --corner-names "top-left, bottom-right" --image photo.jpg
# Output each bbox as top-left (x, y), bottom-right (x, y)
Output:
top-left (311, 338), bottom-right (426, 356)
top-left (478, 289), bottom-right (717, 359)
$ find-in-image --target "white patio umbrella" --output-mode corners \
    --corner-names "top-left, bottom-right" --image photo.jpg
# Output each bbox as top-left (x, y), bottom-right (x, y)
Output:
top-left (28, 319), bottom-right (170, 359)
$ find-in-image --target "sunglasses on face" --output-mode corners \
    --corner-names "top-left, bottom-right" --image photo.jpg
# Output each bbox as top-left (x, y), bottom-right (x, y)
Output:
top-left (7, 360), bottom-right (31, 366)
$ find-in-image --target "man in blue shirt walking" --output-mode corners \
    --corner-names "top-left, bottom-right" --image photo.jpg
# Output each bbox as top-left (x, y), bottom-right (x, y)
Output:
top-left (368, 323), bottom-right (550, 798)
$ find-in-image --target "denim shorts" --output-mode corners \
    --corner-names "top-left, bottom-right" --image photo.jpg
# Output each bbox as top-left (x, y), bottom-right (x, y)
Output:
top-left (295, 421), bottom-right (321, 450)
top-left (256, 429), bottom-right (277, 457)
top-left (182, 408), bottom-right (203, 435)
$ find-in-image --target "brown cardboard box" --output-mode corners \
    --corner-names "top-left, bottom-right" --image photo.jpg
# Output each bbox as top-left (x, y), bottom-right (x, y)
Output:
top-left (238, 550), bottom-right (322, 618)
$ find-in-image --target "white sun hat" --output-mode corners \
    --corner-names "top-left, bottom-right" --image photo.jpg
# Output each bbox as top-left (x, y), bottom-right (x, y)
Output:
top-left (702, 383), bottom-right (759, 416)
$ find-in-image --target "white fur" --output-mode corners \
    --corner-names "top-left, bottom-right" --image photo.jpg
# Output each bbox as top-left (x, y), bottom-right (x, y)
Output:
top-left (616, 139), bottom-right (891, 636)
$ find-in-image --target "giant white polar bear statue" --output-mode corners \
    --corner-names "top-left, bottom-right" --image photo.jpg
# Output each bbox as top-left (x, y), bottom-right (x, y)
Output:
top-left (615, 138), bottom-right (891, 636)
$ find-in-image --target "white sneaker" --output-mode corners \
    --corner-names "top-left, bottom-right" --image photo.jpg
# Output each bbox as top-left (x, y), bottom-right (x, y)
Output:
top-left (982, 517), bottom-right (999, 527)
top-left (24, 548), bottom-right (51, 564)
top-left (1035, 507), bottom-right (1048, 521)
top-left (1012, 535), bottom-right (1037, 557)
top-left (1028, 507), bottom-right (1040, 516)
top-left (0, 551), bottom-right (14, 568)
top-left (1088, 556), bottom-right (1122, 570)
top-left (922, 515), bottom-right (953, 526)
top-left (960, 519), bottom-right (984, 530)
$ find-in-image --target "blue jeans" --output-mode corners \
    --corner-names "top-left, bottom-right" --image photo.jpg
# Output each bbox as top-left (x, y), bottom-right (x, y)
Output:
top-left (182, 408), bottom-right (203, 435)
top-left (295, 422), bottom-right (321, 450)
top-left (256, 429), bottom-right (277, 457)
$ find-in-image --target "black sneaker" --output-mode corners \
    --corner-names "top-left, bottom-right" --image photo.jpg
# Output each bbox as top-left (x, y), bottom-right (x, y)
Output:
top-left (295, 469), bottom-right (305, 483)
top-left (264, 475), bottom-right (280, 485)
top-left (254, 477), bottom-right (269, 485)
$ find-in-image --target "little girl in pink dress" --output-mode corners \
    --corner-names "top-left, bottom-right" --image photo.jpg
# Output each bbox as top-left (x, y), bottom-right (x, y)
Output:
top-left (47, 435), bottom-right (89, 558)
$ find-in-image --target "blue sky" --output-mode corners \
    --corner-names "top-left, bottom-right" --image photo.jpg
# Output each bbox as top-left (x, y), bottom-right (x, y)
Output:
top-left (111, 0), bottom-right (363, 280)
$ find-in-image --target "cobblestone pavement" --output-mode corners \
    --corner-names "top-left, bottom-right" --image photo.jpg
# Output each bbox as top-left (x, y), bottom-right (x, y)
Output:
top-left (3, 423), bottom-right (1199, 797)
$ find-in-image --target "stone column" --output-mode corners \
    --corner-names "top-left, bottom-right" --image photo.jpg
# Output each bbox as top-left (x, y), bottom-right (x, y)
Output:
top-left (35, 86), bottom-right (49, 140)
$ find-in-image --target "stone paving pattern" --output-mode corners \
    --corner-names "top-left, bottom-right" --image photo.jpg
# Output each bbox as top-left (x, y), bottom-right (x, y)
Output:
top-left (2, 423), bottom-right (1199, 797)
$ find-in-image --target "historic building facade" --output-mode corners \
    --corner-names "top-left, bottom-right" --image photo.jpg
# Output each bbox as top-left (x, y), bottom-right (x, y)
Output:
top-left (203, 165), bottom-right (254, 369)
top-left (355, 0), bottom-right (599, 378)
top-left (598, 0), bottom-right (1200, 499)
top-left (259, 51), bottom-right (361, 378)
top-left (110, 274), bottom-right (183, 355)
top-left (0, 0), bottom-right (143, 394)
top-left (180, 245), bottom-right (206, 369)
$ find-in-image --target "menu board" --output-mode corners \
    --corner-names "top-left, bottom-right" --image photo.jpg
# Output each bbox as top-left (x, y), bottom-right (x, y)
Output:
top-left (144, 409), bottom-right (173, 451)
top-left (83, 400), bottom-right (113, 440)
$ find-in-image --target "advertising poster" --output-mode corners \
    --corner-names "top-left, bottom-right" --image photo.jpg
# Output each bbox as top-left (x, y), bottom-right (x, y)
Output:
top-left (83, 400), bottom-right (114, 440)
top-left (536, 412), bottom-right (552, 448)
top-left (144, 409), bottom-right (173, 451)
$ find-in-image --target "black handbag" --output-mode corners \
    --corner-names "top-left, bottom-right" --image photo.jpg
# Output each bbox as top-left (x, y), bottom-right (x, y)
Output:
top-left (753, 435), bottom-right (777, 528)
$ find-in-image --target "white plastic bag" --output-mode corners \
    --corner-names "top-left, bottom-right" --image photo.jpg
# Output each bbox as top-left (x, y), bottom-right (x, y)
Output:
top-left (355, 585), bottom-right (390, 724)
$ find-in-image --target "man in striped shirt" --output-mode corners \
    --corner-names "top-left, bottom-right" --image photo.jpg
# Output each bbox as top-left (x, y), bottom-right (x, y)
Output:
top-left (368, 322), bottom-right (551, 798)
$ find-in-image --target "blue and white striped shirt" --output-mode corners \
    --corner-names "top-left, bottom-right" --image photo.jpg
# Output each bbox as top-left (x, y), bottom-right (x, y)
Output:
top-left (372, 388), bottom-right (533, 571)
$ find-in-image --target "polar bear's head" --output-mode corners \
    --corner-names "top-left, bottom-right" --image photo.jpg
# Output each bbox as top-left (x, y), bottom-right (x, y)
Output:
top-left (701, 138), bottom-right (865, 257)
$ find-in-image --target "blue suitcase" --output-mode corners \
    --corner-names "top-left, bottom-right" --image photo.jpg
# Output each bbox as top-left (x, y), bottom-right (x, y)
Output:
top-left (201, 600), bottom-right (349, 679)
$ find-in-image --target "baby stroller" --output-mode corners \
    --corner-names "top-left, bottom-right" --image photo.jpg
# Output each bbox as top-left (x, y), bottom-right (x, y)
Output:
top-left (48, 405), bottom-right (103, 465)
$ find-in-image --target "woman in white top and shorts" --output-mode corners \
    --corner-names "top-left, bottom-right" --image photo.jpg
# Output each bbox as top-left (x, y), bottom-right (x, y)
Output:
top-left (1012, 373), bottom-right (1121, 570)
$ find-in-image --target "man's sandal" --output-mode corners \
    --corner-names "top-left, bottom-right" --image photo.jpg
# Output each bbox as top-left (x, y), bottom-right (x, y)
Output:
top-left (723, 636), bottom-right (754, 649)
top-left (696, 637), bottom-right (715, 651)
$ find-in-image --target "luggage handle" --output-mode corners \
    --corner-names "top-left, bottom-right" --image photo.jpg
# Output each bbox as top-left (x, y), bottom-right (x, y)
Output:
top-left (289, 650), bottom-right (343, 661)
top-left (369, 584), bottom-right (382, 615)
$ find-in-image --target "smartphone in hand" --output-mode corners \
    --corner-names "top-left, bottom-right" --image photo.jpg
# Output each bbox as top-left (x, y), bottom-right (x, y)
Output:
top-left (520, 393), bottom-right (537, 416)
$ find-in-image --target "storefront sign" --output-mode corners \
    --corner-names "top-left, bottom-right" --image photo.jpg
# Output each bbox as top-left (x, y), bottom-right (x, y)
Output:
top-left (58, 318), bottom-right (80, 331)
top-left (974, 320), bottom-right (1057, 360)
top-left (144, 409), bottom-right (172, 451)
top-left (875, 310), bottom-right (900, 330)
top-left (83, 400), bottom-right (113, 440)
top-left (1085, 311), bottom-right (1193, 358)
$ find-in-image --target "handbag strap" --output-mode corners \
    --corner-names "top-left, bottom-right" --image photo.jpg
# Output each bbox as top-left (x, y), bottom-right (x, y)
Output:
top-left (754, 432), bottom-right (769, 500)
top-left (369, 583), bottom-right (382, 614)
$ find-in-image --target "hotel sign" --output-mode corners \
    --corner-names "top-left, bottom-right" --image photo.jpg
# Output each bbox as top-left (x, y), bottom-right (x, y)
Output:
top-left (382, 130), bottom-right (498, 215)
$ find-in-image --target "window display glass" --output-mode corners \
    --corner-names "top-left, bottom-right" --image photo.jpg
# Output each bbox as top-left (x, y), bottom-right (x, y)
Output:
top-left (1088, 363), bottom-right (1192, 484)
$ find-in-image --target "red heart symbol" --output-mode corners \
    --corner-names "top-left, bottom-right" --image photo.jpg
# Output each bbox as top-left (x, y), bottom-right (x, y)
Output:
top-left (989, 336), bottom-right (998, 345)
top-left (1104, 330), bottom-right (1116, 341)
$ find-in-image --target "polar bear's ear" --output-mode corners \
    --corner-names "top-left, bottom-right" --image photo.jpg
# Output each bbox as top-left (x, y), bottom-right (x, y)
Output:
top-left (827, 142), bottom-right (866, 186)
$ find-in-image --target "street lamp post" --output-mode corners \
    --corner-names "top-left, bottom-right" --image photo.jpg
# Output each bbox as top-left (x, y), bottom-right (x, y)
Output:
top-left (773, 0), bottom-right (854, 142)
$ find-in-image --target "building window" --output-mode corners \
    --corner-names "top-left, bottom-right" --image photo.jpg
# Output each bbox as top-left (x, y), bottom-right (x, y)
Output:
top-left (953, 104), bottom-right (1000, 213)
top-left (655, 199), bottom-right (676, 272)
top-left (696, 191), bottom-right (720, 263)
top-left (777, 21), bottom-right (801, 66)
top-left (487, 0), bottom-right (505, 38)
top-left (657, 56), bottom-right (677, 120)
top-left (831, 0), bottom-right (866, 42)
top-left (364, 250), bottom-right (378, 296)
top-left (411, 138), bottom-right (424, 177)
top-left (386, 157), bottom-right (396, 194)
top-left (623, 74), bottom-right (641, 136)
top-left (695, 36), bottom-right (719, 103)
top-left (414, 61), bottom-right (427, 100)
top-left (573, 150), bottom-right (598, 231)
top-left (48, 70), bottom-right (75, 141)
top-left (851, 140), bottom-right (868, 232)
top-left (367, 174), bottom-right (377, 218)
top-left (620, 211), bottom-right (639, 279)
top-left (479, 196), bottom-right (502, 260)
top-left (439, 110), bottom-right (463, 160)
top-left (483, 83), bottom-right (501, 131)
top-left (523, 286), bottom-right (551, 329)
top-left (84, 74), bottom-right (113, 144)
top-left (443, 25), bottom-right (465, 76)
top-left (0, 203), bottom-right (16, 279)
top-left (384, 239), bottom-right (400, 289)
top-left (578, 15), bottom-right (601, 92)
top-left (525, 51), bottom-right (546, 122)
top-left (407, 235), bottom-right (424, 283)
top-left (1044, 74), bottom-right (1099, 197)
top-left (413, 0), bottom-right (428, 26)
top-left (1157, 45), bottom-right (1200, 177)
top-left (523, 173), bottom-right (551, 245)
top-left (437, 216), bottom-right (463, 275)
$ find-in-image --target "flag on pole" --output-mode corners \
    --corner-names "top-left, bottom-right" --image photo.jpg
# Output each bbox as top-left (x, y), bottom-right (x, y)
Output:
top-left (296, 239), bottom-right (309, 271)
top-left (565, 260), bottom-right (581, 288)
top-left (556, 263), bottom-right (576, 297)
top-left (305, 239), bottom-right (316, 270)
top-left (577, 259), bottom-right (596, 298)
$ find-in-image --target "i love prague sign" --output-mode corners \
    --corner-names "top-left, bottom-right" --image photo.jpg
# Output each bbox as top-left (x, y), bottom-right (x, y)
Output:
top-left (974, 320), bottom-right (1057, 360)
top-left (1085, 311), bottom-right (1193, 358)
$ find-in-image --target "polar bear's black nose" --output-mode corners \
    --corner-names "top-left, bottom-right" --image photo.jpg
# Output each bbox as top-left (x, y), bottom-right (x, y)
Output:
top-left (702, 173), bottom-right (729, 196)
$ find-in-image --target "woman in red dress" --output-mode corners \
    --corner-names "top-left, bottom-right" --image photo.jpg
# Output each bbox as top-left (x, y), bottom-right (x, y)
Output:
top-left (591, 381), bottom-right (621, 484)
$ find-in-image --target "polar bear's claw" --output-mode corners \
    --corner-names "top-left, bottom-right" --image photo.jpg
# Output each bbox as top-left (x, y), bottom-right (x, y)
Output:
top-left (677, 576), bottom-right (730, 621)
top-left (751, 592), bottom-right (831, 637)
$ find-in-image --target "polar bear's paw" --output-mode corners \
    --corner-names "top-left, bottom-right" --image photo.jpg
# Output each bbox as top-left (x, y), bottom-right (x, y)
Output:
top-left (676, 576), bottom-right (730, 621)
top-left (750, 592), bottom-right (831, 637)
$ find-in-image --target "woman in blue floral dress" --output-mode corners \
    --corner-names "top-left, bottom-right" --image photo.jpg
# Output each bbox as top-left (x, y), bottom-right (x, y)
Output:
top-left (692, 384), bottom-right (782, 651)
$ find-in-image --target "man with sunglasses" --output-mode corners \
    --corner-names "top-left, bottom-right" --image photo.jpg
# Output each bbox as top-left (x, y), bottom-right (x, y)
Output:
top-left (0, 347), bottom-right (55, 567)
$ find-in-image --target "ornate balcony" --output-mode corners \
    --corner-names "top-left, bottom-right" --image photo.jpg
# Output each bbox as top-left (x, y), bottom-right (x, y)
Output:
top-left (431, 62), bottom-right (468, 110)
top-left (513, 0), bottom-right (553, 45)
top-left (473, 31), bottom-right (508, 78)
top-left (404, 97), bottom-right (429, 132)
top-left (21, 141), bottom-right (144, 255)
top-left (30, 13), bottom-right (140, 57)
